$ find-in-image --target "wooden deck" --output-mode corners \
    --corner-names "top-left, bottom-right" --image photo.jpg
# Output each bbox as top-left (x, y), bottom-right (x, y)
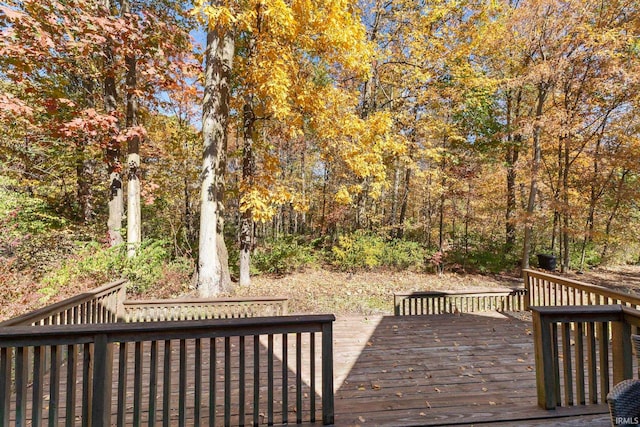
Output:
top-left (331, 313), bottom-right (609, 426)
top-left (3, 311), bottom-right (613, 426)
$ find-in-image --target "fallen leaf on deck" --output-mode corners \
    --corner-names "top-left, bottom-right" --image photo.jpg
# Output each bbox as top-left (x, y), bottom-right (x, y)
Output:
top-left (434, 387), bottom-right (441, 393)
top-left (396, 392), bottom-right (403, 397)
top-left (482, 387), bottom-right (488, 392)
top-left (358, 416), bottom-right (366, 423)
top-left (489, 401), bottom-right (497, 406)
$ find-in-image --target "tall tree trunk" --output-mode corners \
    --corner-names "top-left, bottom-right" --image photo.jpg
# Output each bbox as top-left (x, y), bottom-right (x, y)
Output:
top-left (601, 170), bottom-right (628, 260)
top-left (396, 167), bottom-right (412, 239)
top-left (505, 90), bottom-right (522, 251)
top-left (580, 138), bottom-right (600, 271)
top-left (300, 149), bottom-right (307, 233)
top-left (390, 158), bottom-right (400, 234)
top-left (522, 84), bottom-right (547, 269)
top-left (76, 143), bottom-right (95, 223)
top-left (77, 77), bottom-right (95, 224)
top-left (104, 0), bottom-right (122, 246)
top-left (239, 102), bottom-right (255, 286)
top-left (561, 142), bottom-right (570, 272)
top-left (123, 0), bottom-right (141, 258)
top-left (198, 21), bottom-right (234, 297)
top-left (505, 144), bottom-right (519, 251)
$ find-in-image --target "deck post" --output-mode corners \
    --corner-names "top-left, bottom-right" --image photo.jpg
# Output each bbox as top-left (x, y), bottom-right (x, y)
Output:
top-left (523, 270), bottom-right (531, 311)
top-left (532, 309), bottom-right (556, 409)
top-left (321, 321), bottom-right (335, 425)
top-left (612, 320), bottom-right (633, 385)
top-left (91, 334), bottom-right (113, 427)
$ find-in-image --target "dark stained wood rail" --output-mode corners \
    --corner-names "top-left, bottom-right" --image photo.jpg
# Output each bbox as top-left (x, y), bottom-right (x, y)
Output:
top-left (394, 288), bottom-right (528, 315)
top-left (531, 305), bottom-right (640, 410)
top-left (524, 269), bottom-right (640, 310)
top-left (0, 280), bottom-right (127, 327)
top-left (123, 296), bottom-right (288, 322)
top-left (0, 315), bottom-right (335, 427)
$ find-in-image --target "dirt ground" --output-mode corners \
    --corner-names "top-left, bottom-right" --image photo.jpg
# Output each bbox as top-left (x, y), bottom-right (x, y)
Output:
top-left (226, 265), bottom-right (640, 315)
top-left (4, 265), bottom-right (640, 322)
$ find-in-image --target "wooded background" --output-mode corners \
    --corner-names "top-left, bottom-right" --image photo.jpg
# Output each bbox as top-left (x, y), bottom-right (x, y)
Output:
top-left (1, 0), bottom-right (639, 297)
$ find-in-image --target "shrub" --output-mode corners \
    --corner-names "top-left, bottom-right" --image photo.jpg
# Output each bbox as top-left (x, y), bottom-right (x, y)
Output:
top-left (380, 239), bottom-right (426, 270)
top-left (41, 239), bottom-right (188, 296)
top-left (252, 237), bottom-right (317, 274)
top-left (331, 232), bottom-right (385, 271)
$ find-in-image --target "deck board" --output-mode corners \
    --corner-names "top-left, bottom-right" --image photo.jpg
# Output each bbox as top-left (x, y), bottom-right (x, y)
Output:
top-left (332, 313), bottom-right (609, 426)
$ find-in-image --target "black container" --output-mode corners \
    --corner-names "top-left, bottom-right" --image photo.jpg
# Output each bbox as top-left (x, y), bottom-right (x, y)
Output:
top-left (537, 254), bottom-right (557, 271)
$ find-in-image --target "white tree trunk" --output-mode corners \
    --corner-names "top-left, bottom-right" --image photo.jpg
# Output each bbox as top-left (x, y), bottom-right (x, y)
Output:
top-left (127, 152), bottom-right (141, 257)
top-left (123, 0), bottom-right (141, 258)
top-left (198, 22), bottom-right (234, 297)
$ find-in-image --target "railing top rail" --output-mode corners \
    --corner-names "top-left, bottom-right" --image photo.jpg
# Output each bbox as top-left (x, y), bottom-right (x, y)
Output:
top-left (530, 304), bottom-right (624, 316)
top-left (394, 288), bottom-right (524, 297)
top-left (0, 314), bottom-right (336, 346)
top-left (123, 296), bottom-right (288, 306)
top-left (0, 279), bottom-right (127, 327)
top-left (524, 269), bottom-right (640, 306)
top-left (531, 304), bottom-right (640, 324)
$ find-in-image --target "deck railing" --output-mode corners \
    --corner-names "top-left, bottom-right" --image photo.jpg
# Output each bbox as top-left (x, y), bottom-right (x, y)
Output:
top-left (531, 305), bottom-right (640, 410)
top-left (394, 289), bottom-right (528, 315)
top-left (0, 280), bottom-right (127, 327)
top-left (123, 296), bottom-right (288, 322)
top-left (0, 315), bottom-right (335, 427)
top-left (524, 269), bottom-right (640, 310)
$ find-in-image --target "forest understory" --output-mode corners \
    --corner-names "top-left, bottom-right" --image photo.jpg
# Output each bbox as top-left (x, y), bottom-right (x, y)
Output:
top-left (3, 262), bottom-right (640, 322)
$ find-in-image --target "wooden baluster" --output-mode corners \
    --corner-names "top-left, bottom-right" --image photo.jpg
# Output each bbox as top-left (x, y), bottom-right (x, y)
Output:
top-left (0, 348), bottom-right (11, 427)
top-left (179, 339), bottom-right (187, 427)
top-left (268, 335), bottom-right (274, 426)
top-left (239, 336), bottom-right (245, 426)
top-left (282, 334), bottom-right (288, 425)
top-left (598, 322), bottom-right (610, 401)
top-left (209, 338), bottom-right (217, 427)
top-left (32, 346), bottom-right (44, 427)
top-left (551, 323), bottom-right (561, 407)
top-left (49, 345), bottom-right (62, 426)
top-left (133, 342), bottom-right (143, 426)
top-left (587, 322), bottom-right (597, 403)
top-left (149, 340), bottom-right (158, 427)
top-left (194, 339), bottom-right (202, 427)
top-left (15, 347), bottom-right (28, 427)
top-left (253, 335), bottom-right (260, 427)
top-left (224, 337), bottom-right (231, 427)
top-left (575, 323), bottom-right (585, 405)
top-left (561, 323), bottom-right (573, 405)
top-left (296, 333), bottom-right (302, 424)
top-left (310, 332), bottom-right (316, 424)
top-left (65, 345), bottom-right (77, 427)
top-left (117, 342), bottom-right (128, 427)
top-left (163, 340), bottom-right (172, 427)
